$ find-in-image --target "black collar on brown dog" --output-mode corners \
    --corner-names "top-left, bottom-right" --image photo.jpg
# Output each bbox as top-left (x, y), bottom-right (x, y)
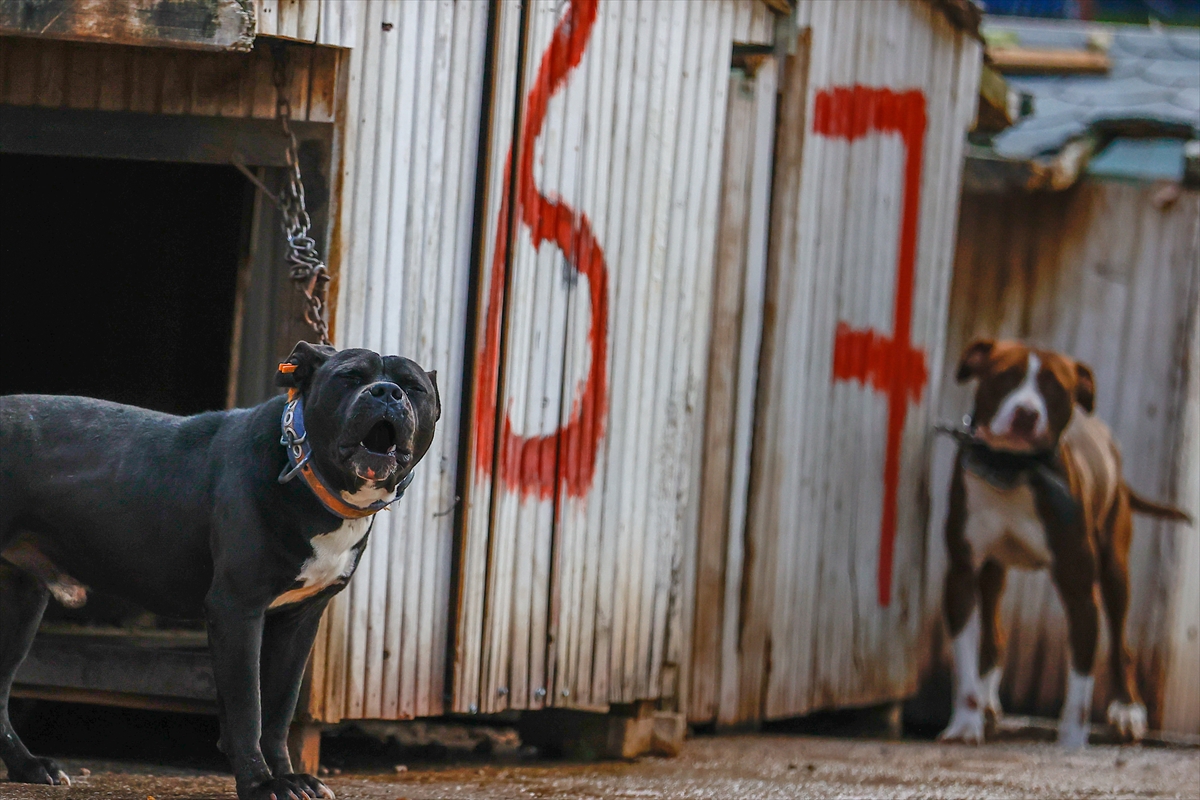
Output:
top-left (935, 421), bottom-right (1080, 526)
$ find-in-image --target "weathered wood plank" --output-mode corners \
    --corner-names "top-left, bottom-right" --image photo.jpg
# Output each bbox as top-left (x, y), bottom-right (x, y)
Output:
top-left (14, 631), bottom-right (216, 702)
top-left (690, 67), bottom-right (756, 725)
top-left (0, 0), bottom-right (255, 52)
top-left (0, 105), bottom-right (330, 165)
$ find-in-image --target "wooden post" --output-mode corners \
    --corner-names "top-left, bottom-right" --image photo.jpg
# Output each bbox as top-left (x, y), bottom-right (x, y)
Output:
top-left (287, 721), bottom-right (322, 775)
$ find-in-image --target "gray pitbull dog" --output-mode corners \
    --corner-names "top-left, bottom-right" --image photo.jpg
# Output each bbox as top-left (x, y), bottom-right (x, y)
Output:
top-left (0, 342), bottom-right (440, 800)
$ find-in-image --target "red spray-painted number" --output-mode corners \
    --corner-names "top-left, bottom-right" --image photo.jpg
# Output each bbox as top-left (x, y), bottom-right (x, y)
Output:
top-left (813, 85), bottom-right (929, 607)
top-left (473, 0), bottom-right (607, 501)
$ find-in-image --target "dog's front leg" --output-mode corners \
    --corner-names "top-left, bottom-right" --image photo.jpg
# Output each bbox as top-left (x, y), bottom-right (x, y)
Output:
top-left (208, 591), bottom-right (324, 800)
top-left (259, 597), bottom-right (334, 799)
top-left (205, 594), bottom-right (273, 798)
top-left (939, 464), bottom-right (986, 744)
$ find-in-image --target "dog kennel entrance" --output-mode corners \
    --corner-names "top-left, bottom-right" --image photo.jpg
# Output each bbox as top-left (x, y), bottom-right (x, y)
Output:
top-left (0, 88), bottom-right (335, 712)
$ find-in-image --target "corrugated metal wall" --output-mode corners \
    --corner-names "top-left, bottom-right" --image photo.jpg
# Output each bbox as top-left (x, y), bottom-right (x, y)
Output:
top-left (714, 0), bottom-right (981, 724)
top-left (455, 0), bottom-right (777, 715)
top-left (0, 35), bottom-right (338, 122)
top-left (308, 0), bottom-right (490, 722)
top-left (920, 182), bottom-right (1200, 733)
top-left (253, 0), bottom-right (358, 48)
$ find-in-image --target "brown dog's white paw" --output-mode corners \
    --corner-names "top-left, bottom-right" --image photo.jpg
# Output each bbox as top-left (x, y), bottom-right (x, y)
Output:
top-left (939, 706), bottom-right (986, 745)
top-left (1107, 701), bottom-right (1147, 742)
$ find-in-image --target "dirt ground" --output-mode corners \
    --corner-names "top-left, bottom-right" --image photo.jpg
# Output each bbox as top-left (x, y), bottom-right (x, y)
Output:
top-left (3, 734), bottom-right (1199, 800)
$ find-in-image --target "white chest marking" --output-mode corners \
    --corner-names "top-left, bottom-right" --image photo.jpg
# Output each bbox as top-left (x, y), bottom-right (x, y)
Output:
top-left (270, 517), bottom-right (373, 608)
top-left (963, 471), bottom-right (1053, 570)
top-left (341, 481), bottom-right (397, 507)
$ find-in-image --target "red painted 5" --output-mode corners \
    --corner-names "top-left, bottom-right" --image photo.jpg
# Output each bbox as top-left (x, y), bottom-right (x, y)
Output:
top-left (473, 0), bottom-right (608, 501)
top-left (814, 85), bottom-right (929, 607)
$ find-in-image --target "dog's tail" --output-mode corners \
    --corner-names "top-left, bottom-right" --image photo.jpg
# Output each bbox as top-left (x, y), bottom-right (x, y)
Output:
top-left (1126, 485), bottom-right (1194, 525)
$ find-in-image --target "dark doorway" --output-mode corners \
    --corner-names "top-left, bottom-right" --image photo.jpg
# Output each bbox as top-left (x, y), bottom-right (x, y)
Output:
top-left (0, 153), bottom-right (251, 415)
top-left (1, 153), bottom-right (252, 629)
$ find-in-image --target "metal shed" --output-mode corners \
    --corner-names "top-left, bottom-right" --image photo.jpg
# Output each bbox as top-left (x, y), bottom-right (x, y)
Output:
top-left (1, 0), bottom-right (795, 763)
top-left (452, 0), bottom-right (780, 720)
top-left (687, 0), bottom-right (985, 727)
top-left (3, 0), bottom-right (351, 721)
top-left (300, 0), bottom-right (782, 728)
top-left (914, 17), bottom-right (1200, 736)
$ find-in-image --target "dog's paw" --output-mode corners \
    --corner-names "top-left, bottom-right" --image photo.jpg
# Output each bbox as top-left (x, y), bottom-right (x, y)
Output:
top-left (981, 668), bottom-right (1003, 728)
top-left (938, 707), bottom-right (987, 745)
top-left (1057, 718), bottom-right (1090, 750)
top-left (243, 774), bottom-right (335, 800)
top-left (1107, 701), bottom-right (1147, 743)
top-left (7, 756), bottom-right (71, 786)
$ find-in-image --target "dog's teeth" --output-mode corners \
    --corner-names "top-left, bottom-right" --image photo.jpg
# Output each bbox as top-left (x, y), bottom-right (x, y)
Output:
top-left (388, 445), bottom-right (397, 454)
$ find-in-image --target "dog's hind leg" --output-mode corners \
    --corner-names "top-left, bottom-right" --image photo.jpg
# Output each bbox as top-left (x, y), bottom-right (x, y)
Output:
top-left (1100, 494), bottom-right (1147, 742)
top-left (0, 564), bottom-right (69, 786)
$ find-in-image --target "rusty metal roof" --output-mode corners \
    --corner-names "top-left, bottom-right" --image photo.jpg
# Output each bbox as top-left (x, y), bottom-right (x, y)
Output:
top-left (986, 16), bottom-right (1200, 160)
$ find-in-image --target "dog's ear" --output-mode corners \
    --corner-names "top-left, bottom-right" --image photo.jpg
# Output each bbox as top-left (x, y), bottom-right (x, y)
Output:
top-left (956, 339), bottom-right (995, 383)
top-left (276, 341), bottom-right (338, 390)
top-left (426, 370), bottom-right (442, 422)
top-left (1074, 361), bottom-right (1096, 413)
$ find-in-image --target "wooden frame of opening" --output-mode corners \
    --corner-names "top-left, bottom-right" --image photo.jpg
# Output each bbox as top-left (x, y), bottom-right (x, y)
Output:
top-left (1, 35), bottom-right (343, 735)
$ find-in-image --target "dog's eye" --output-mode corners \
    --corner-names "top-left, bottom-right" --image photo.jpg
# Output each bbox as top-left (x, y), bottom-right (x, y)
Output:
top-left (997, 367), bottom-right (1023, 387)
top-left (404, 380), bottom-right (428, 395)
top-left (1037, 370), bottom-right (1066, 398)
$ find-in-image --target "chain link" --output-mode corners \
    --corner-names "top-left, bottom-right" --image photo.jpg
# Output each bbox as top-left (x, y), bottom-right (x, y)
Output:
top-left (272, 46), bottom-right (331, 346)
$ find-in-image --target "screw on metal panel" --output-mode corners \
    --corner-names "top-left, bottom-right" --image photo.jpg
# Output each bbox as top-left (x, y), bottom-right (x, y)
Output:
top-left (534, 687), bottom-right (546, 698)
top-left (498, 687), bottom-right (509, 696)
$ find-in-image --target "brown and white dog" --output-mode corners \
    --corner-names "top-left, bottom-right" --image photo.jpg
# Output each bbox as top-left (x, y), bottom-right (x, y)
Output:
top-left (939, 339), bottom-right (1191, 748)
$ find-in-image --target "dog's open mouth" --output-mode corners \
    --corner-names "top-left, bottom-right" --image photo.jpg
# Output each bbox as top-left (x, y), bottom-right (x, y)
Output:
top-left (361, 420), bottom-right (398, 456)
top-left (347, 420), bottom-right (412, 482)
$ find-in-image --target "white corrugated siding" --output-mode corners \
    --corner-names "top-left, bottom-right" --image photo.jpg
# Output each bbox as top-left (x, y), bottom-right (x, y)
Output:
top-left (920, 183), bottom-right (1200, 733)
top-left (732, 0), bottom-right (981, 723)
top-left (253, 0), bottom-right (358, 48)
top-left (310, 0), bottom-right (489, 722)
top-left (455, 0), bottom-right (776, 715)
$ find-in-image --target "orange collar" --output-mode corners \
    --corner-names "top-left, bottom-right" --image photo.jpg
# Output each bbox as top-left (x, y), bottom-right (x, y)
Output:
top-left (278, 387), bottom-right (410, 519)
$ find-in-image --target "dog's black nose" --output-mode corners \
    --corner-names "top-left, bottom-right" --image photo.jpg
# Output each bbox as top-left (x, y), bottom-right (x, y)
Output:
top-left (366, 381), bottom-right (404, 403)
top-left (1012, 406), bottom-right (1039, 434)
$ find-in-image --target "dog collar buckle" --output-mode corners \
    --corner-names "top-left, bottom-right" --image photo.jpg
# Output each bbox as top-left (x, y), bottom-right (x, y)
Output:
top-left (277, 452), bottom-right (310, 484)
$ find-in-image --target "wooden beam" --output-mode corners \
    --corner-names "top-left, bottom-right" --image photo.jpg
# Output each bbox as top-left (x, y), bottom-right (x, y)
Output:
top-left (0, 0), bottom-right (255, 52)
top-left (0, 106), bottom-right (332, 167)
top-left (974, 63), bottom-right (1018, 133)
top-left (758, 0), bottom-right (793, 15)
top-left (923, 0), bottom-right (984, 40)
top-left (988, 46), bottom-right (1111, 75)
top-left (287, 721), bottom-right (323, 774)
top-left (11, 684), bottom-right (217, 715)
top-left (518, 702), bottom-right (661, 760)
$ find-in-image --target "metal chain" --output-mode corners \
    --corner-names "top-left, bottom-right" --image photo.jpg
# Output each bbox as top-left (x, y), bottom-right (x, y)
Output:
top-left (272, 46), bottom-right (332, 346)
